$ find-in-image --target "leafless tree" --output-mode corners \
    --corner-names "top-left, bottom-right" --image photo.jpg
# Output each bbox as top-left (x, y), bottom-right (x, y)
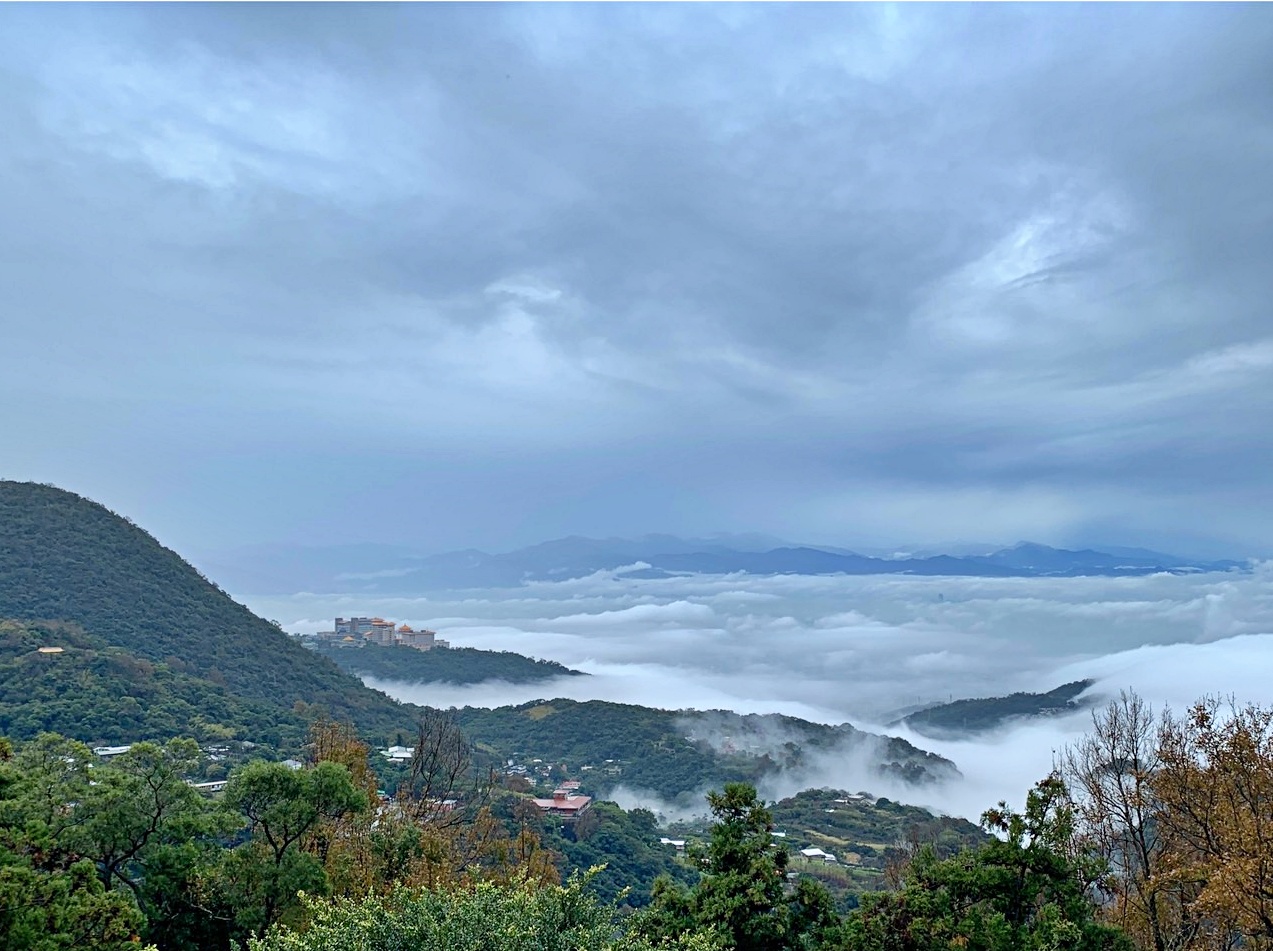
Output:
top-left (402, 710), bottom-right (494, 827)
top-left (1060, 690), bottom-right (1203, 951)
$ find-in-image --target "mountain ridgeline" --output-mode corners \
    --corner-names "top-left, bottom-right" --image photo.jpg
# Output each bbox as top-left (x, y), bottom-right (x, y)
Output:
top-left (897, 680), bottom-right (1097, 738)
top-left (311, 640), bottom-right (584, 685)
top-left (0, 481), bottom-right (418, 747)
top-left (201, 534), bottom-right (1245, 594)
top-left (454, 700), bottom-right (959, 803)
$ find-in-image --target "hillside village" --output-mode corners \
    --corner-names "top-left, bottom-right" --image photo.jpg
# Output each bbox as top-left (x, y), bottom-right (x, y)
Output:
top-left (87, 731), bottom-right (922, 887)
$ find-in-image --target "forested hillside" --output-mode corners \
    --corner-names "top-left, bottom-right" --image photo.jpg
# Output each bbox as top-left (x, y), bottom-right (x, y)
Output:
top-left (456, 700), bottom-right (959, 803)
top-left (0, 482), bottom-right (416, 746)
top-left (900, 680), bottom-right (1095, 737)
top-left (0, 728), bottom-right (1130, 951)
top-left (768, 788), bottom-right (986, 908)
top-left (0, 619), bottom-right (305, 748)
top-left (313, 640), bottom-right (583, 685)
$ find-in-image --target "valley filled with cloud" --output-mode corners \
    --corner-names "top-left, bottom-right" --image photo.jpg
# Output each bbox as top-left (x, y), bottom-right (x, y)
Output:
top-left (250, 564), bottom-right (1273, 819)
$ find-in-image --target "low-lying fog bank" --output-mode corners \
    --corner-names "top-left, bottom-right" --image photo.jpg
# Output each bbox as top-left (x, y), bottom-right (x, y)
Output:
top-left (250, 565), bottom-right (1273, 821)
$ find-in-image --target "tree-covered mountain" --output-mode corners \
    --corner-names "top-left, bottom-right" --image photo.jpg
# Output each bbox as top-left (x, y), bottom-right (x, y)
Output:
top-left (897, 680), bottom-right (1096, 738)
top-left (0, 481), bottom-right (417, 747)
top-left (525, 800), bottom-right (699, 907)
top-left (0, 619), bottom-right (310, 750)
top-left (455, 700), bottom-right (959, 804)
top-left (310, 641), bottom-right (584, 686)
top-left (765, 788), bottom-right (985, 910)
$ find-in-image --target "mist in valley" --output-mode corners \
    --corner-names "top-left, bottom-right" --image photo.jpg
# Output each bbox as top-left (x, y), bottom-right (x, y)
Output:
top-left (249, 563), bottom-right (1273, 821)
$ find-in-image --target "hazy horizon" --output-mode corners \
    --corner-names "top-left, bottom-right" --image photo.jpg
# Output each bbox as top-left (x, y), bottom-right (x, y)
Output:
top-left (198, 531), bottom-right (1253, 563)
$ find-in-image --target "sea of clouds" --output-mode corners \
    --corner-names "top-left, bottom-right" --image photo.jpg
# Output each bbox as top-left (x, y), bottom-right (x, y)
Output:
top-left (246, 565), bottom-right (1273, 821)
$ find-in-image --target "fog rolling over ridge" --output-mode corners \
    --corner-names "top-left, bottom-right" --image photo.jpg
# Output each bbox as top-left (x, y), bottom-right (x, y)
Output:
top-left (249, 558), bottom-right (1273, 821)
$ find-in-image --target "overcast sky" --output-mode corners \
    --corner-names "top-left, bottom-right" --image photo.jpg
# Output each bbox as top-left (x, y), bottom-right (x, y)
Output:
top-left (3, 4), bottom-right (1272, 557)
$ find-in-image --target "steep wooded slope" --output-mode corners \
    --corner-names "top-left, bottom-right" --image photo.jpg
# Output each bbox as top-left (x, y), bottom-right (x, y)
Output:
top-left (0, 481), bottom-right (416, 744)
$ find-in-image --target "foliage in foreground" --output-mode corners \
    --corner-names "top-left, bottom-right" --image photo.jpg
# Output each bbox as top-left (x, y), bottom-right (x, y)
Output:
top-left (0, 718), bottom-right (558, 951)
top-left (843, 777), bottom-right (1133, 951)
top-left (639, 782), bottom-right (829, 951)
top-left (249, 873), bottom-right (718, 951)
top-left (11, 691), bottom-right (1273, 951)
top-left (639, 779), bottom-right (1127, 951)
top-left (1063, 691), bottom-right (1273, 951)
top-left (0, 855), bottom-right (144, 951)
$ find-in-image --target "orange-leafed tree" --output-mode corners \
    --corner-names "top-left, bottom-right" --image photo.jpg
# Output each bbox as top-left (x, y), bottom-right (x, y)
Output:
top-left (1153, 698), bottom-right (1273, 951)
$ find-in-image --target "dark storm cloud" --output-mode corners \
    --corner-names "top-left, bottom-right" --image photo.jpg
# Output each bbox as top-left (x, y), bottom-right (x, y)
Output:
top-left (1, 4), bottom-right (1271, 552)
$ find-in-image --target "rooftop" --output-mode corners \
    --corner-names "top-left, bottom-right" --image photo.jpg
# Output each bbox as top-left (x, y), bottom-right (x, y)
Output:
top-left (531, 792), bottom-right (592, 815)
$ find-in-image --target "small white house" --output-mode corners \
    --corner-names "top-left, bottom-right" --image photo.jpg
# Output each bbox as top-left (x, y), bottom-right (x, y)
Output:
top-left (799, 847), bottom-right (838, 864)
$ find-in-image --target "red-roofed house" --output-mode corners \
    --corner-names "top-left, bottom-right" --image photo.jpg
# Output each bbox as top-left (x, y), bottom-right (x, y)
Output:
top-left (532, 788), bottom-right (592, 819)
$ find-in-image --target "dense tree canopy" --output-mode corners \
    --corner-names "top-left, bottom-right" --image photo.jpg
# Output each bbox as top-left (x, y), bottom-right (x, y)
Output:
top-left (455, 701), bottom-right (953, 803)
top-left (640, 782), bottom-right (839, 951)
top-left (313, 641), bottom-right (583, 686)
top-left (0, 482), bottom-right (417, 746)
top-left (1064, 692), bottom-right (1273, 951)
top-left (248, 874), bottom-right (719, 951)
top-left (841, 777), bottom-right (1133, 951)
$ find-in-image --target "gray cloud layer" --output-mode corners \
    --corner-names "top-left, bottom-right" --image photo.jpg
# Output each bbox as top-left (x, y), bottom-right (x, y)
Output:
top-left (253, 566), bottom-right (1273, 819)
top-left (2, 5), bottom-right (1271, 554)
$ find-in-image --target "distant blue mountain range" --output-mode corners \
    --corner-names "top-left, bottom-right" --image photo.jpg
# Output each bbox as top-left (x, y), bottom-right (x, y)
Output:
top-left (199, 535), bottom-right (1247, 595)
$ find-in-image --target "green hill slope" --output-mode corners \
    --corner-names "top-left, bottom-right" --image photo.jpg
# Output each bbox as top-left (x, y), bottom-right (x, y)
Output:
top-left (899, 679), bottom-right (1095, 738)
top-left (0, 481), bottom-right (416, 747)
top-left (456, 699), bottom-right (960, 803)
top-left (312, 640), bottom-right (584, 685)
top-left (0, 618), bottom-right (295, 747)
